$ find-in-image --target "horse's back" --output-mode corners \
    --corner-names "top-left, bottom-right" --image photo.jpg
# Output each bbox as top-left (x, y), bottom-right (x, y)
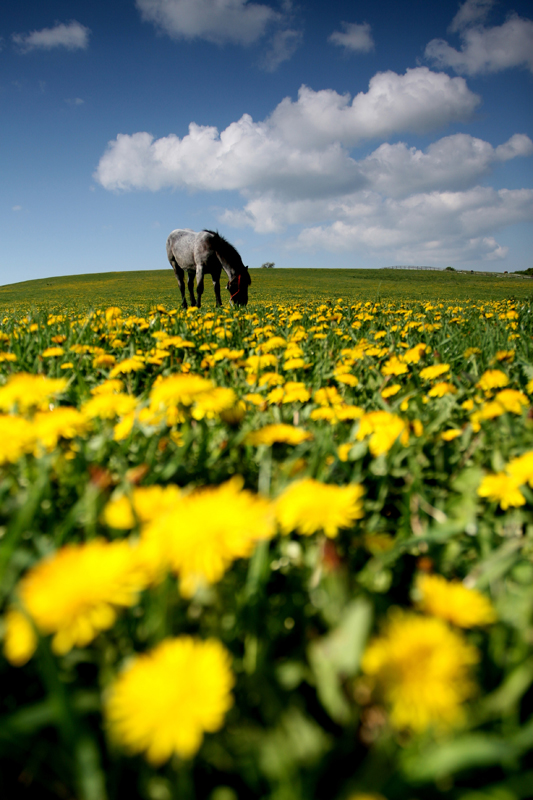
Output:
top-left (166, 229), bottom-right (198, 268)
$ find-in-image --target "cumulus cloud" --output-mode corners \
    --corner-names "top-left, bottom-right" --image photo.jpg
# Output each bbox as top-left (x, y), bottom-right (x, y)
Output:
top-left (426, 5), bottom-right (533, 74)
top-left (328, 22), bottom-right (374, 54)
top-left (135, 0), bottom-right (279, 45)
top-left (95, 68), bottom-right (481, 195)
top-left (12, 21), bottom-right (90, 52)
top-left (293, 188), bottom-right (533, 263)
top-left (94, 67), bottom-right (532, 264)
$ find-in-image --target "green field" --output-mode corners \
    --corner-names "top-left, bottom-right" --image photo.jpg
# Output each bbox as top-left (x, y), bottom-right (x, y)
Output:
top-left (1, 267), bottom-right (531, 311)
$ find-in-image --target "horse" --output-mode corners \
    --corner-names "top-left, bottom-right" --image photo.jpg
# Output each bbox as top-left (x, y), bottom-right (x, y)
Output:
top-left (166, 229), bottom-right (251, 308)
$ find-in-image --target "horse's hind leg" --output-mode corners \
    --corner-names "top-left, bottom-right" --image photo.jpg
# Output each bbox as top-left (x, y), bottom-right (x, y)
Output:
top-left (187, 271), bottom-right (197, 307)
top-left (171, 261), bottom-right (187, 309)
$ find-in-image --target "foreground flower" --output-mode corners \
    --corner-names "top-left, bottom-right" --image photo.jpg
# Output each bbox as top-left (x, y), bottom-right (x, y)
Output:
top-left (141, 478), bottom-right (275, 596)
top-left (14, 540), bottom-right (148, 655)
top-left (276, 479), bottom-right (364, 538)
top-left (476, 369), bottom-right (509, 392)
top-left (477, 472), bottom-right (526, 509)
top-left (3, 608), bottom-right (38, 666)
top-left (0, 373), bottom-right (67, 414)
top-left (246, 424), bottom-right (312, 446)
top-left (417, 574), bottom-right (496, 628)
top-left (105, 637), bottom-right (234, 763)
top-left (361, 611), bottom-right (478, 732)
top-left (103, 484), bottom-right (182, 529)
top-left (356, 411), bottom-right (409, 456)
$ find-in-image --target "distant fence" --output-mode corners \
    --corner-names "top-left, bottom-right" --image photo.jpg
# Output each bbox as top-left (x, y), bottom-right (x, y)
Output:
top-left (384, 266), bottom-right (442, 271)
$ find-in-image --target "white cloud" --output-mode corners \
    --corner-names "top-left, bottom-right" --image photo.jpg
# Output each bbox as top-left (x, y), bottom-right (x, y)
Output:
top-left (135, 0), bottom-right (279, 45)
top-left (268, 69), bottom-right (479, 149)
top-left (12, 205), bottom-right (22, 212)
top-left (293, 188), bottom-right (533, 263)
top-left (12, 21), bottom-right (90, 52)
top-left (261, 28), bottom-right (302, 71)
top-left (95, 68), bottom-right (481, 195)
top-left (65, 97), bottom-right (84, 106)
top-left (426, 13), bottom-right (533, 75)
top-left (95, 68), bottom-right (532, 265)
top-left (449, 0), bottom-right (495, 33)
top-left (328, 22), bottom-right (374, 54)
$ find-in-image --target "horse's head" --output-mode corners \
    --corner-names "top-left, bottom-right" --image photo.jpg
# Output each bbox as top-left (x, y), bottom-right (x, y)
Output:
top-left (227, 266), bottom-right (251, 306)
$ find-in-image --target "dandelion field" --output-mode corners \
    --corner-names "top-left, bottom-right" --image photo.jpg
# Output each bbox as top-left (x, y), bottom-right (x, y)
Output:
top-left (0, 291), bottom-right (532, 800)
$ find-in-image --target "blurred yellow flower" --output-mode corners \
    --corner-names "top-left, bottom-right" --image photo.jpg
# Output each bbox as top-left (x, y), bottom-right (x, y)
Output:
top-left (105, 636), bottom-right (234, 763)
top-left (16, 540), bottom-right (148, 655)
top-left (477, 472), bottom-right (525, 509)
top-left (493, 389), bottom-right (529, 415)
top-left (417, 574), bottom-right (496, 628)
top-left (0, 373), bottom-right (67, 414)
top-left (140, 478), bottom-right (275, 596)
top-left (82, 392), bottom-right (137, 420)
top-left (149, 373), bottom-right (213, 409)
top-left (506, 450), bottom-right (533, 487)
top-left (381, 356), bottom-right (408, 376)
top-left (0, 415), bottom-right (35, 463)
top-left (476, 369), bottom-right (509, 392)
top-left (441, 428), bottom-right (462, 441)
top-left (109, 356), bottom-right (145, 377)
top-left (381, 384), bottom-right (401, 398)
top-left (246, 424), bottom-right (312, 446)
top-left (41, 346), bottom-right (64, 357)
top-left (361, 611), bottom-right (478, 732)
top-left (419, 364), bottom-right (450, 380)
top-left (93, 354), bottom-right (117, 368)
top-left (276, 478), bottom-right (364, 538)
top-left (356, 411), bottom-right (408, 456)
top-left (3, 608), bottom-right (37, 666)
top-left (103, 484), bottom-right (182, 529)
top-left (428, 381), bottom-right (457, 398)
top-left (191, 387), bottom-right (237, 420)
top-left (32, 407), bottom-right (89, 450)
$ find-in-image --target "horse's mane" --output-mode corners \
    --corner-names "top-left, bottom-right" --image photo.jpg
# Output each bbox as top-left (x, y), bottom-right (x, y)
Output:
top-left (203, 229), bottom-right (243, 267)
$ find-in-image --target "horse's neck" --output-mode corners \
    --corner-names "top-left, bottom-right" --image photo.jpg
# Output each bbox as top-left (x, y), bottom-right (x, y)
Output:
top-left (219, 257), bottom-right (238, 282)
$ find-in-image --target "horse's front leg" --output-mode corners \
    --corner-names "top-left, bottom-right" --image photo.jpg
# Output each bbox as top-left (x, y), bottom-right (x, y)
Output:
top-left (172, 263), bottom-right (187, 309)
top-left (212, 275), bottom-right (222, 307)
top-left (187, 270), bottom-right (197, 306)
top-left (196, 268), bottom-right (205, 309)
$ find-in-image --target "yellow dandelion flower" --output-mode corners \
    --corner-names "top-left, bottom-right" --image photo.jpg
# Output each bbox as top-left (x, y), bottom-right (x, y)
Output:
top-left (0, 352), bottom-right (17, 362)
top-left (417, 574), bottom-right (496, 628)
top-left (258, 372), bottom-right (285, 388)
top-left (191, 387), bottom-right (237, 420)
top-left (506, 450), bottom-right (533, 487)
top-left (246, 424), bottom-right (313, 446)
top-left (526, 379), bottom-right (533, 395)
top-left (275, 479), bottom-right (364, 538)
top-left (82, 392), bottom-right (137, 420)
top-left (32, 407), bottom-right (89, 450)
top-left (419, 364), bottom-right (450, 380)
top-left (103, 485), bottom-right (182, 529)
top-left (93, 354), bottom-right (117, 368)
top-left (41, 346), bottom-right (64, 357)
top-left (109, 356), bottom-right (145, 378)
top-left (428, 381), bottom-right (457, 398)
top-left (356, 411), bottom-right (409, 456)
top-left (477, 472), bottom-right (525, 509)
top-left (381, 384), bottom-right (401, 398)
top-left (441, 428), bottom-right (462, 441)
top-left (260, 336), bottom-right (287, 352)
top-left (381, 356), bottom-right (408, 377)
top-left (361, 611), bottom-right (478, 732)
top-left (149, 373), bottom-right (213, 408)
top-left (245, 354), bottom-right (278, 372)
top-left (91, 379), bottom-right (124, 395)
top-left (402, 343), bottom-right (429, 364)
top-left (0, 373), bottom-right (67, 414)
top-left (463, 347), bottom-right (481, 358)
top-left (140, 478), bottom-right (275, 596)
top-left (3, 608), bottom-right (38, 666)
top-left (335, 373), bottom-right (359, 387)
top-left (476, 369), bottom-right (509, 392)
top-left (105, 306), bottom-right (122, 322)
top-left (243, 393), bottom-right (265, 407)
top-left (105, 636), bottom-right (234, 764)
top-left (493, 389), bottom-right (529, 415)
top-left (0, 415), bottom-right (35, 464)
top-left (17, 540), bottom-right (148, 655)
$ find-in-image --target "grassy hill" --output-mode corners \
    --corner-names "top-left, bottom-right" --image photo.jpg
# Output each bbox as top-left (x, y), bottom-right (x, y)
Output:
top-left (1, 268), bottom-right (531, 312)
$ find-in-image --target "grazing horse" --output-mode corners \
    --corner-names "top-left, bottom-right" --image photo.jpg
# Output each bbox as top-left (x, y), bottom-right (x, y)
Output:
top-left (166, 228), bottom-right (251, 308)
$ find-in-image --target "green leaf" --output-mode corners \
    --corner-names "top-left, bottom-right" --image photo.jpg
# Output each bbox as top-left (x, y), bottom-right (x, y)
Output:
top-left (307, 597), bottom-right (372, 724)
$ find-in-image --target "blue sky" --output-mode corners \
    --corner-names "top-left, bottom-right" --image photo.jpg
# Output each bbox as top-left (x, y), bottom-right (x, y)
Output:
top-left (1, 0), bottom-right (532, 284)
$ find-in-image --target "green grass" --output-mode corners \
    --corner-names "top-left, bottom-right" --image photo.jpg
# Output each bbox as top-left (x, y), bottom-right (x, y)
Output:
top-left (1, 268), bottom-right (532, 312)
